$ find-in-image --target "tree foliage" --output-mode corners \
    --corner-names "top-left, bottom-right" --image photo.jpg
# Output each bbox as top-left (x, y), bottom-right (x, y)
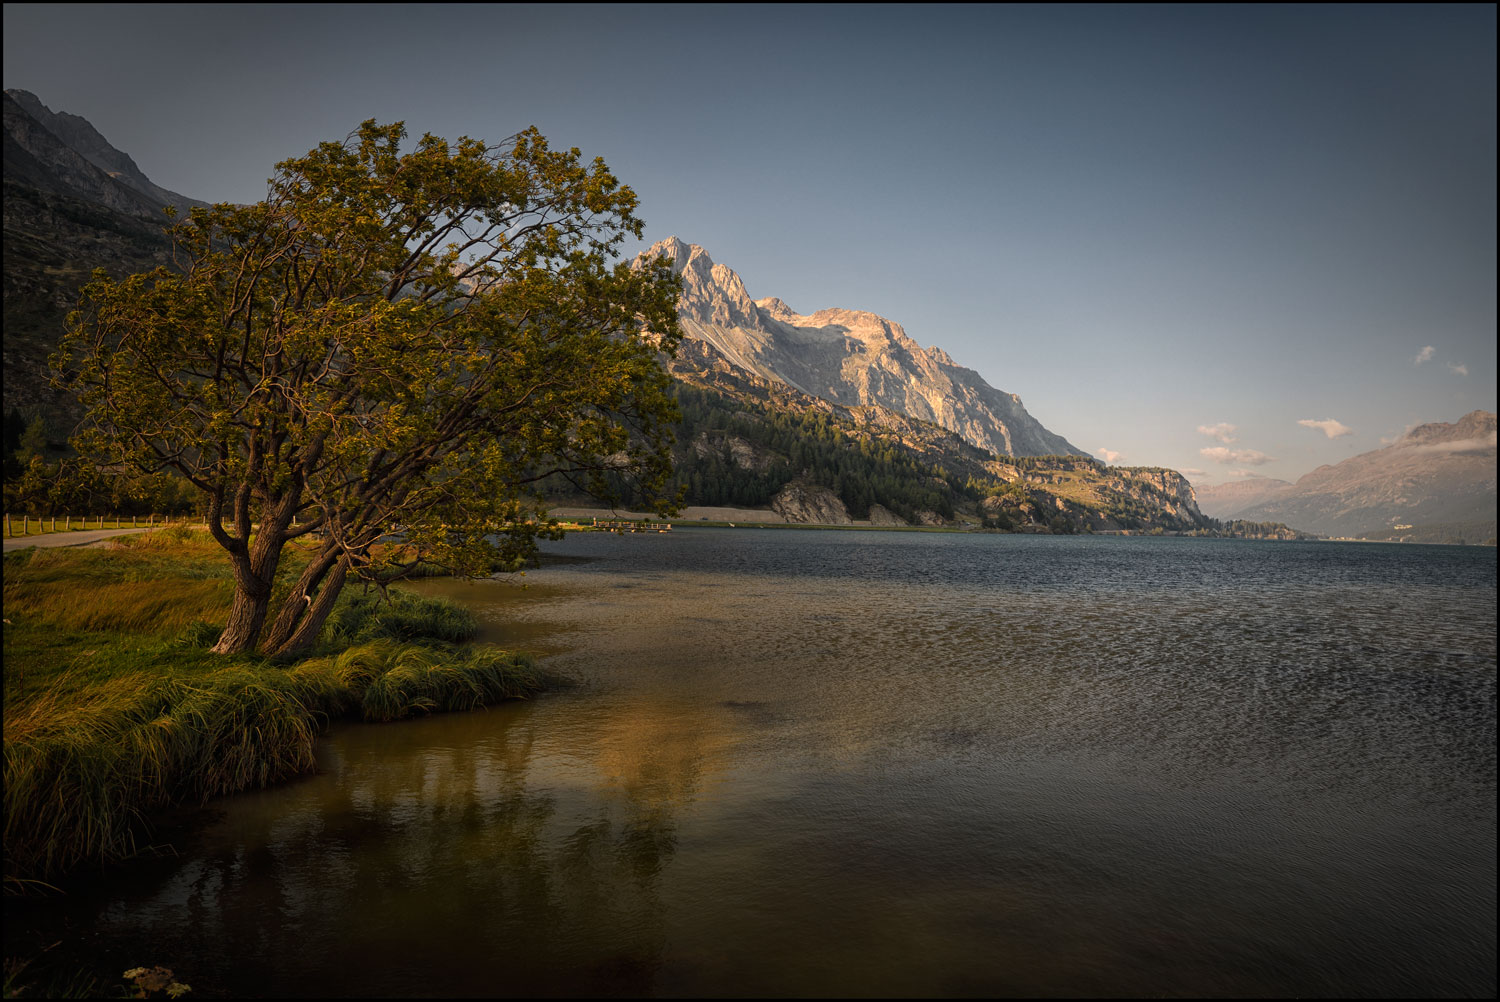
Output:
top-left (54, 121), bottom-right (682, 655)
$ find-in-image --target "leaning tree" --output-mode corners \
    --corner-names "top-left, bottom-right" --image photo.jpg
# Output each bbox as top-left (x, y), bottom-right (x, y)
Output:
top-left (54, 121), bottom-right (682, 656)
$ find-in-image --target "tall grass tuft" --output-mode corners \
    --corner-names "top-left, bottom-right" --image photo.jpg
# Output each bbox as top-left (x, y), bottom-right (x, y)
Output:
top-left (320, 589), bottom-right (479, 646)
top-left (5, 539), bottom-right (549, 883)
top-left (4, 667), bottom-right (327, 877)
top-left (4, 641), bottom-right (546, 880)
top-left (336, 640), bottom-right (543, 722)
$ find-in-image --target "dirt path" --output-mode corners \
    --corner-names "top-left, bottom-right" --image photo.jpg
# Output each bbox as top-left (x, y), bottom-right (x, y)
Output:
top-left (3, 527), bottom-right (152, 553)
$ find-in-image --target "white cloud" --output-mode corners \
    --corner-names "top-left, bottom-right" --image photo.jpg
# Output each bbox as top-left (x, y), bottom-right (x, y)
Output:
top-left (1414, 345), bottom-right (1435, 365)
top-left (1181, 467), bottom-right (1206, 476)
top-left (1413, 430), bottom-right (1497, 454)
top-left (1097, 448), bottom-right (1122, 464)
top-left (1201, 446), bottom-right (1275, 466)
top-left (1298, 418), bottom-right (1353, 439)
top-left (1197, 422), bottom-right (1238, 443)
top-left (1448, 362), bottom-right (1468, 376)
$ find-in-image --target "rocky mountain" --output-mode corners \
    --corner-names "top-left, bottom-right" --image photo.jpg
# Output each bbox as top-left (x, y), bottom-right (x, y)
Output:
top-left (609, 339), bottom-right (1213, 531)
top-left (1, 101), bottom-right (1213, 535)
top-left (6, 90), bottom-right (205, 216)
top-left (3, 91), bottom-right (200, 429)
top-left (636, 237), bottom-right (1082, 458)
top-left (3, 92), bottom-right (160, 216)
top-left (1210, 411), bottom-right (1496, 542)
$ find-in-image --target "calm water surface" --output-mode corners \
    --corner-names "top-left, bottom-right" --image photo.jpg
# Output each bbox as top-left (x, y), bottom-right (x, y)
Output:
top-left (21, 533), bottom-right (1499, 996)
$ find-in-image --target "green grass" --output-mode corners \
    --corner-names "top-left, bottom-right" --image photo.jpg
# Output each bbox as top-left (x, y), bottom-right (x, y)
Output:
top-left (3, 529), bottom-right (550, 883)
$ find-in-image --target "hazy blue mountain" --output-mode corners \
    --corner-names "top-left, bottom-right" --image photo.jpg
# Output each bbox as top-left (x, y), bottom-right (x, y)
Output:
top-left (1222, 411), bottom-right (1497, 541)
top-left (1193, 476), bottom-right (1296, 519)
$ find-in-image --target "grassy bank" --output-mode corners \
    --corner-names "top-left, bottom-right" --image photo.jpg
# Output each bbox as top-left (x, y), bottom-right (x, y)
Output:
top-left (2, 528), bottom-right (549, 884)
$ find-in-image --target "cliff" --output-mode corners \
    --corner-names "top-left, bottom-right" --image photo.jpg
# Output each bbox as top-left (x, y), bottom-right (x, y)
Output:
top-left (637, 238), bottom-right (1082, 458)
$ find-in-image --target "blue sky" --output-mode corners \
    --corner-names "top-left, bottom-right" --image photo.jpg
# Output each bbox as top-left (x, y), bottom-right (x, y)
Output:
top-left (5, 4), bottom-right (1494, 483)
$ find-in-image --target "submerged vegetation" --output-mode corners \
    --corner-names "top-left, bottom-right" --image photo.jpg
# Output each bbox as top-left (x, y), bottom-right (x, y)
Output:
top-left (2, 530), bottom-right (548, 883)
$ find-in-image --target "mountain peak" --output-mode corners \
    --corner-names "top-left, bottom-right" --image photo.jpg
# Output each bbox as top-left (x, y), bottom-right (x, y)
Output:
top-left (755, 297), bottom-right (797, 321)
top-left (638, 237), bottom-right (761, 330)
top-left (3, 91), bottom-right (161, 216)
top-left (630, 239), bottom-right (1081, 457)
top-left (4, 88), bottom-right (204, 214)
top-left (641, 236), bottom-right (707, 273)
top-left (1399, 410), bottom-right (1498, 450)
top-left (5, 89), bottom-right (47, 115)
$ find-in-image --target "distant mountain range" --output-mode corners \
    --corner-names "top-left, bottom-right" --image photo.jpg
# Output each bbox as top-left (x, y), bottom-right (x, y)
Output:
top-left (4, 94), bottom-right (1491, 538)
top-left (601, 238), bottom-right (1221, 530)
top-left (1195, 411), bottom-right (1497, 543)
top-left (637, 237), bottom-right (1081, 458)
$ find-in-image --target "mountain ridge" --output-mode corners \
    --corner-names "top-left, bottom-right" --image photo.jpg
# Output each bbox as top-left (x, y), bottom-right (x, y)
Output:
top-left (637, 237), bottom-right (1083, 458)
top-left (1197, 411), bottom-right (1496, 541)
top-left (3, 91), bottom-right (198, 427)
top-left (5, 89), bottom-right (206, 216)
top-left (628, 336), bottom-right (1215, 531)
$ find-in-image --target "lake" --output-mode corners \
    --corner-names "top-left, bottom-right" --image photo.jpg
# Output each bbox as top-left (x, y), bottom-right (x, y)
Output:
top-left (17, 532), bottom-right (1498, 996)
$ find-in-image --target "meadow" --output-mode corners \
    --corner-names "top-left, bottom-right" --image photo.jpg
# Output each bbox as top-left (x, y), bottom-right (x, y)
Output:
top-left (2, 528), bottom-right (550, 885)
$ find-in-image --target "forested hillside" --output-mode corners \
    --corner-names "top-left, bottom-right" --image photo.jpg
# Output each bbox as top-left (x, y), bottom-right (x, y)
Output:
top-left (570, 366), bottom-right (1220, 533)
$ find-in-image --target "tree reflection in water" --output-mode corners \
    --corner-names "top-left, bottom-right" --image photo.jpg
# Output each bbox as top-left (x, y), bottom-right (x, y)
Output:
top-left (92, 693), bottom-right (732, 998)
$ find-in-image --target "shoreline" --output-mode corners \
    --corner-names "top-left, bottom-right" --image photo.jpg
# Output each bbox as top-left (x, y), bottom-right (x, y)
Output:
top-left (2, 535), bottom-right (553, 889)
top-left (551, 507), bottom-right (1495, 544)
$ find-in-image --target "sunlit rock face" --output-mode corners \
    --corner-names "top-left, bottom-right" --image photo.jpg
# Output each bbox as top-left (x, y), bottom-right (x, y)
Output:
top-left (636, 238), bottom-right (1082, 458)
top-left (770, 480), bottom-right (852, 524)
top-left (1114, 468), bottom-right (1205, 523)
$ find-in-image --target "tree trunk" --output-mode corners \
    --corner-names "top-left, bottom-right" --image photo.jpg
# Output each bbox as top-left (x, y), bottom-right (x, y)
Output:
top-left (265, 556), bottom-right (351, 658)
top-left (211, 584), bottom-right (273, 654)
top-left (262, 544), bottom-right (341, 653)
top-left (210, 521), bottom-right (288, 654)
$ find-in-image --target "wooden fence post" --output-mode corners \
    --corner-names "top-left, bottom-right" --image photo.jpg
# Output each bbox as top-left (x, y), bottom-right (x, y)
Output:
top-left (23, 515), bottom-right (28, 534)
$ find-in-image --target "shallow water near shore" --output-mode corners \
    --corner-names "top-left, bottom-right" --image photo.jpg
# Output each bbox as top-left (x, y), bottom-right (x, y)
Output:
top-left (13, 532), bottom-right (1497, 997)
